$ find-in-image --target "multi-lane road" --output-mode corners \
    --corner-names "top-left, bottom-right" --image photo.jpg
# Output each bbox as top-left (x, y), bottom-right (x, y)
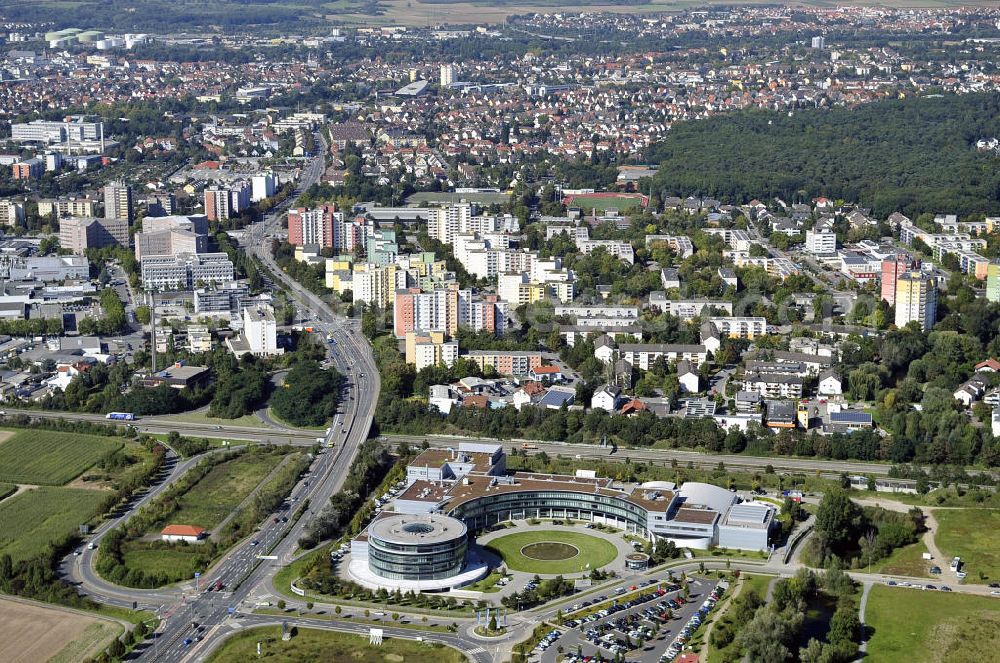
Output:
top-left (31, 136), bottom-right (992, 662)
top-left (50, 139), bottom-right (396, 662)
top-left (132, 135), bottom-right (385, 663)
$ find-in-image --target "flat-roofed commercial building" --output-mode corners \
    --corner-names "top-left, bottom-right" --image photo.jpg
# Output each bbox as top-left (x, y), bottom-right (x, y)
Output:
top-left (347, 444), bottom-right (775, 591)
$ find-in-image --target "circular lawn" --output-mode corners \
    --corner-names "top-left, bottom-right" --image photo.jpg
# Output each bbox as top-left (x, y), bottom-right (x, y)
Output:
top-left (484, 530), bottom-right (618, 574)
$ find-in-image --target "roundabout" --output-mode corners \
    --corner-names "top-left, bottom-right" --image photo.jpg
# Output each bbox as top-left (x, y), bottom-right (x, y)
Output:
top-left (484, 530), bottom-right (618, 574)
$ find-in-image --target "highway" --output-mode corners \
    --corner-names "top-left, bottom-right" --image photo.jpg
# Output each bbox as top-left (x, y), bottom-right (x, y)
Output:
top-left (51, 136), bottom-right (397, 663)
top-left (133, 132), bottom-right (383, 663)
top-left (387, 433), bottom-right (902, 478)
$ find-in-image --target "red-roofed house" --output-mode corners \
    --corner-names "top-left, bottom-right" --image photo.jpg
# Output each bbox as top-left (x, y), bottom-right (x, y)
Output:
top-left (975, 358), bottom-right (1000, 373)
top-left (620, 399), bottom-right (647, 417)
top-left (530, 365), bottom-right (564, 383)
top-left (161, 525), bottom-right (206, 543)
top-left (463, 394), bottom-right (489, 409)
top-left (675, 654), bottom-right (699, 663)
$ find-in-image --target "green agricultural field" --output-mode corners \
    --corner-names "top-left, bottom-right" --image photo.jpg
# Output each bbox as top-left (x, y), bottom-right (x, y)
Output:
top-left (933, 508), bottom-right (1000, 581)
top-left (0, 484), bottom-right (15, 501)
top-left (0, 487), bottom-right (106, 562)
top-left (484, 530), bottom-right (618, 574)
top-left (206, 626), bottom-right (467, 663)
top-left (0, 429), bottom-right (121, 485)
top-left (865, 585), bottom-right (1000, 663)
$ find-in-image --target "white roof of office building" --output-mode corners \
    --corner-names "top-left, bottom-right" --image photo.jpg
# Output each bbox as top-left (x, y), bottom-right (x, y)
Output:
top-left (676, 482), bottom-right (737, 515)
top-left (722, 502), bottom-right (774, 530)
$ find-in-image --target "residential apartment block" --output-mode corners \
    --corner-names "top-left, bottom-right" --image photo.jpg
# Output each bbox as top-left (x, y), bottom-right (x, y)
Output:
top-left (709, 316), bottom-right (768, 339)
top-left (894, 270), bottom-right (937, 332)
top-left (59, 216), bottom-right (129, 252)
top-left (0, 199), bottom-right (25, 226)
top-left (404, 330), bottom-right (458, 370)
top-left (465, 350), bottom-right (544, 376)
top-left (140, 253), bottom-right (234, 290)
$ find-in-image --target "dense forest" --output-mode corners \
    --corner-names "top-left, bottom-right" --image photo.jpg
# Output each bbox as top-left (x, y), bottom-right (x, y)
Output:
top-left (643, 93), bottom-right (1000, 219)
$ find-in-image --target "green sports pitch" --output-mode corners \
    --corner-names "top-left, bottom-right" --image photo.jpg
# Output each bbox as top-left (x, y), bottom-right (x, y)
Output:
top-left (562, 193), bottom-right (647, 212)
top-left (484, 530), bottom-right (618, 574)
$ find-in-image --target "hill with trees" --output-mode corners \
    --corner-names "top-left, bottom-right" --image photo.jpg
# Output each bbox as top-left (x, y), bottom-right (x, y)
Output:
top-left (643, 93), bottom-right (1000, 219)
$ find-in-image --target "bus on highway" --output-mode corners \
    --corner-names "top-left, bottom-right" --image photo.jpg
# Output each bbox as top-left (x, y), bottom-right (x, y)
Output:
top-left (106, 412), bottom-right (136, 421)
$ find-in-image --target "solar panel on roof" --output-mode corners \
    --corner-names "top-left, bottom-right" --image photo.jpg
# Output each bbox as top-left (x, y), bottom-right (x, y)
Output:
top-left (830, 411), bottom-right (872, 424)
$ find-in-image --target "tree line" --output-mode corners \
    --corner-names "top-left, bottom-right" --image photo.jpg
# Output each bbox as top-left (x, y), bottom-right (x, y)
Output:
top-left (643, 92), bottom-right (1000, 219)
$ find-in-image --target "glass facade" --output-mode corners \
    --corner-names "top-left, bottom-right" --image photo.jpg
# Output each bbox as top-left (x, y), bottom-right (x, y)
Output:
top-left (448, 490), bottom-right (650, 535)
top-left (368, 534), bottom-right (467, 581)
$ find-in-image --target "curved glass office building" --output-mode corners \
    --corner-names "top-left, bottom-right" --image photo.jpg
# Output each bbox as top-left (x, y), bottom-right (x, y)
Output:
top-left (447, 487), bottom-right (650, 536)
top-left (367, 514), bottom-right (468, 581)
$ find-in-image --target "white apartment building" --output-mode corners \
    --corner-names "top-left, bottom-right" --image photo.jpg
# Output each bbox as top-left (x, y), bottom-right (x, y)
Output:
top-left (140, 253), bottom-right (234, 290)
top-left (655, 298), bottom-right (734, 321)
top-left (577, 239), bottom-right (635, 264)
top-left (427, 204), bottom-right (473, 245)
top-left (244, 306), bottom-right (278, 355)
top-left (645, 234), bottom-right (694, 258)
top-left (703, 228), bottom-right (753, 252)
top-left (709, 316), bottom-right (768, 339)
top-left (412, 337), bottom-right (459, 370)
top-left (440, 63), bottom-right (456, 87)
top-left (0, 199), bottom-right (25, 225)
top-left (554, 306), bottom-right (639, 319)
top-left (617, 343), bottom-right (710, 369)
top-left (806, 228), bottom-right (837, 255)
top-left (352, 264), bottom-right (397, 308)
top-left (546, 223), bottom-right (590, 242)
top-left (251, 173), bottom-right (276, 202)
top-left (227, 306), bottom-right (282, 357)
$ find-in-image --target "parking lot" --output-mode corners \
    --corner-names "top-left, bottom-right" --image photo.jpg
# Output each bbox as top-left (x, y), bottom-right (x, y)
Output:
top-left (537, 578), bottom-right (723, 663)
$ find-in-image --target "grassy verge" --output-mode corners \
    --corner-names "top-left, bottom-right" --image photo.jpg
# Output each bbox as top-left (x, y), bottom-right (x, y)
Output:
top-left (163, 411), bottom-right (263, 428)
top-left (90, 604), bottom-right (158, 626)
top-left (284, 585), bottom-right (476, 617)
top-left (865, 584), bottom-right (1000, 663)
top-left (932, 508), bottom-right (1000, 582)
top-left (205, 626), bottom-right (466, 663)
top-left (254, 607), bottom-right (455, 633)
top-left (0, 483), bottom-right (15, 501)
top-left (874, 540), bottom-right (933, 578)
top-left (465, 570), bottom-right (506, 593)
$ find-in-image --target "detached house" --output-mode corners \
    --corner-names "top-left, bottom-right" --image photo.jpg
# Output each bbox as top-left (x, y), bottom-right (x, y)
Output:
top-left (954, 376), bottom-right (987, 408)
top-left (818, 369), bottom-right (843, 397)
top-left (592, 384), bottom-right (624, 412)
top-left (161, 525), bottom-right (206, 543)
top-left (678, 360), bottom-right (700, 393)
